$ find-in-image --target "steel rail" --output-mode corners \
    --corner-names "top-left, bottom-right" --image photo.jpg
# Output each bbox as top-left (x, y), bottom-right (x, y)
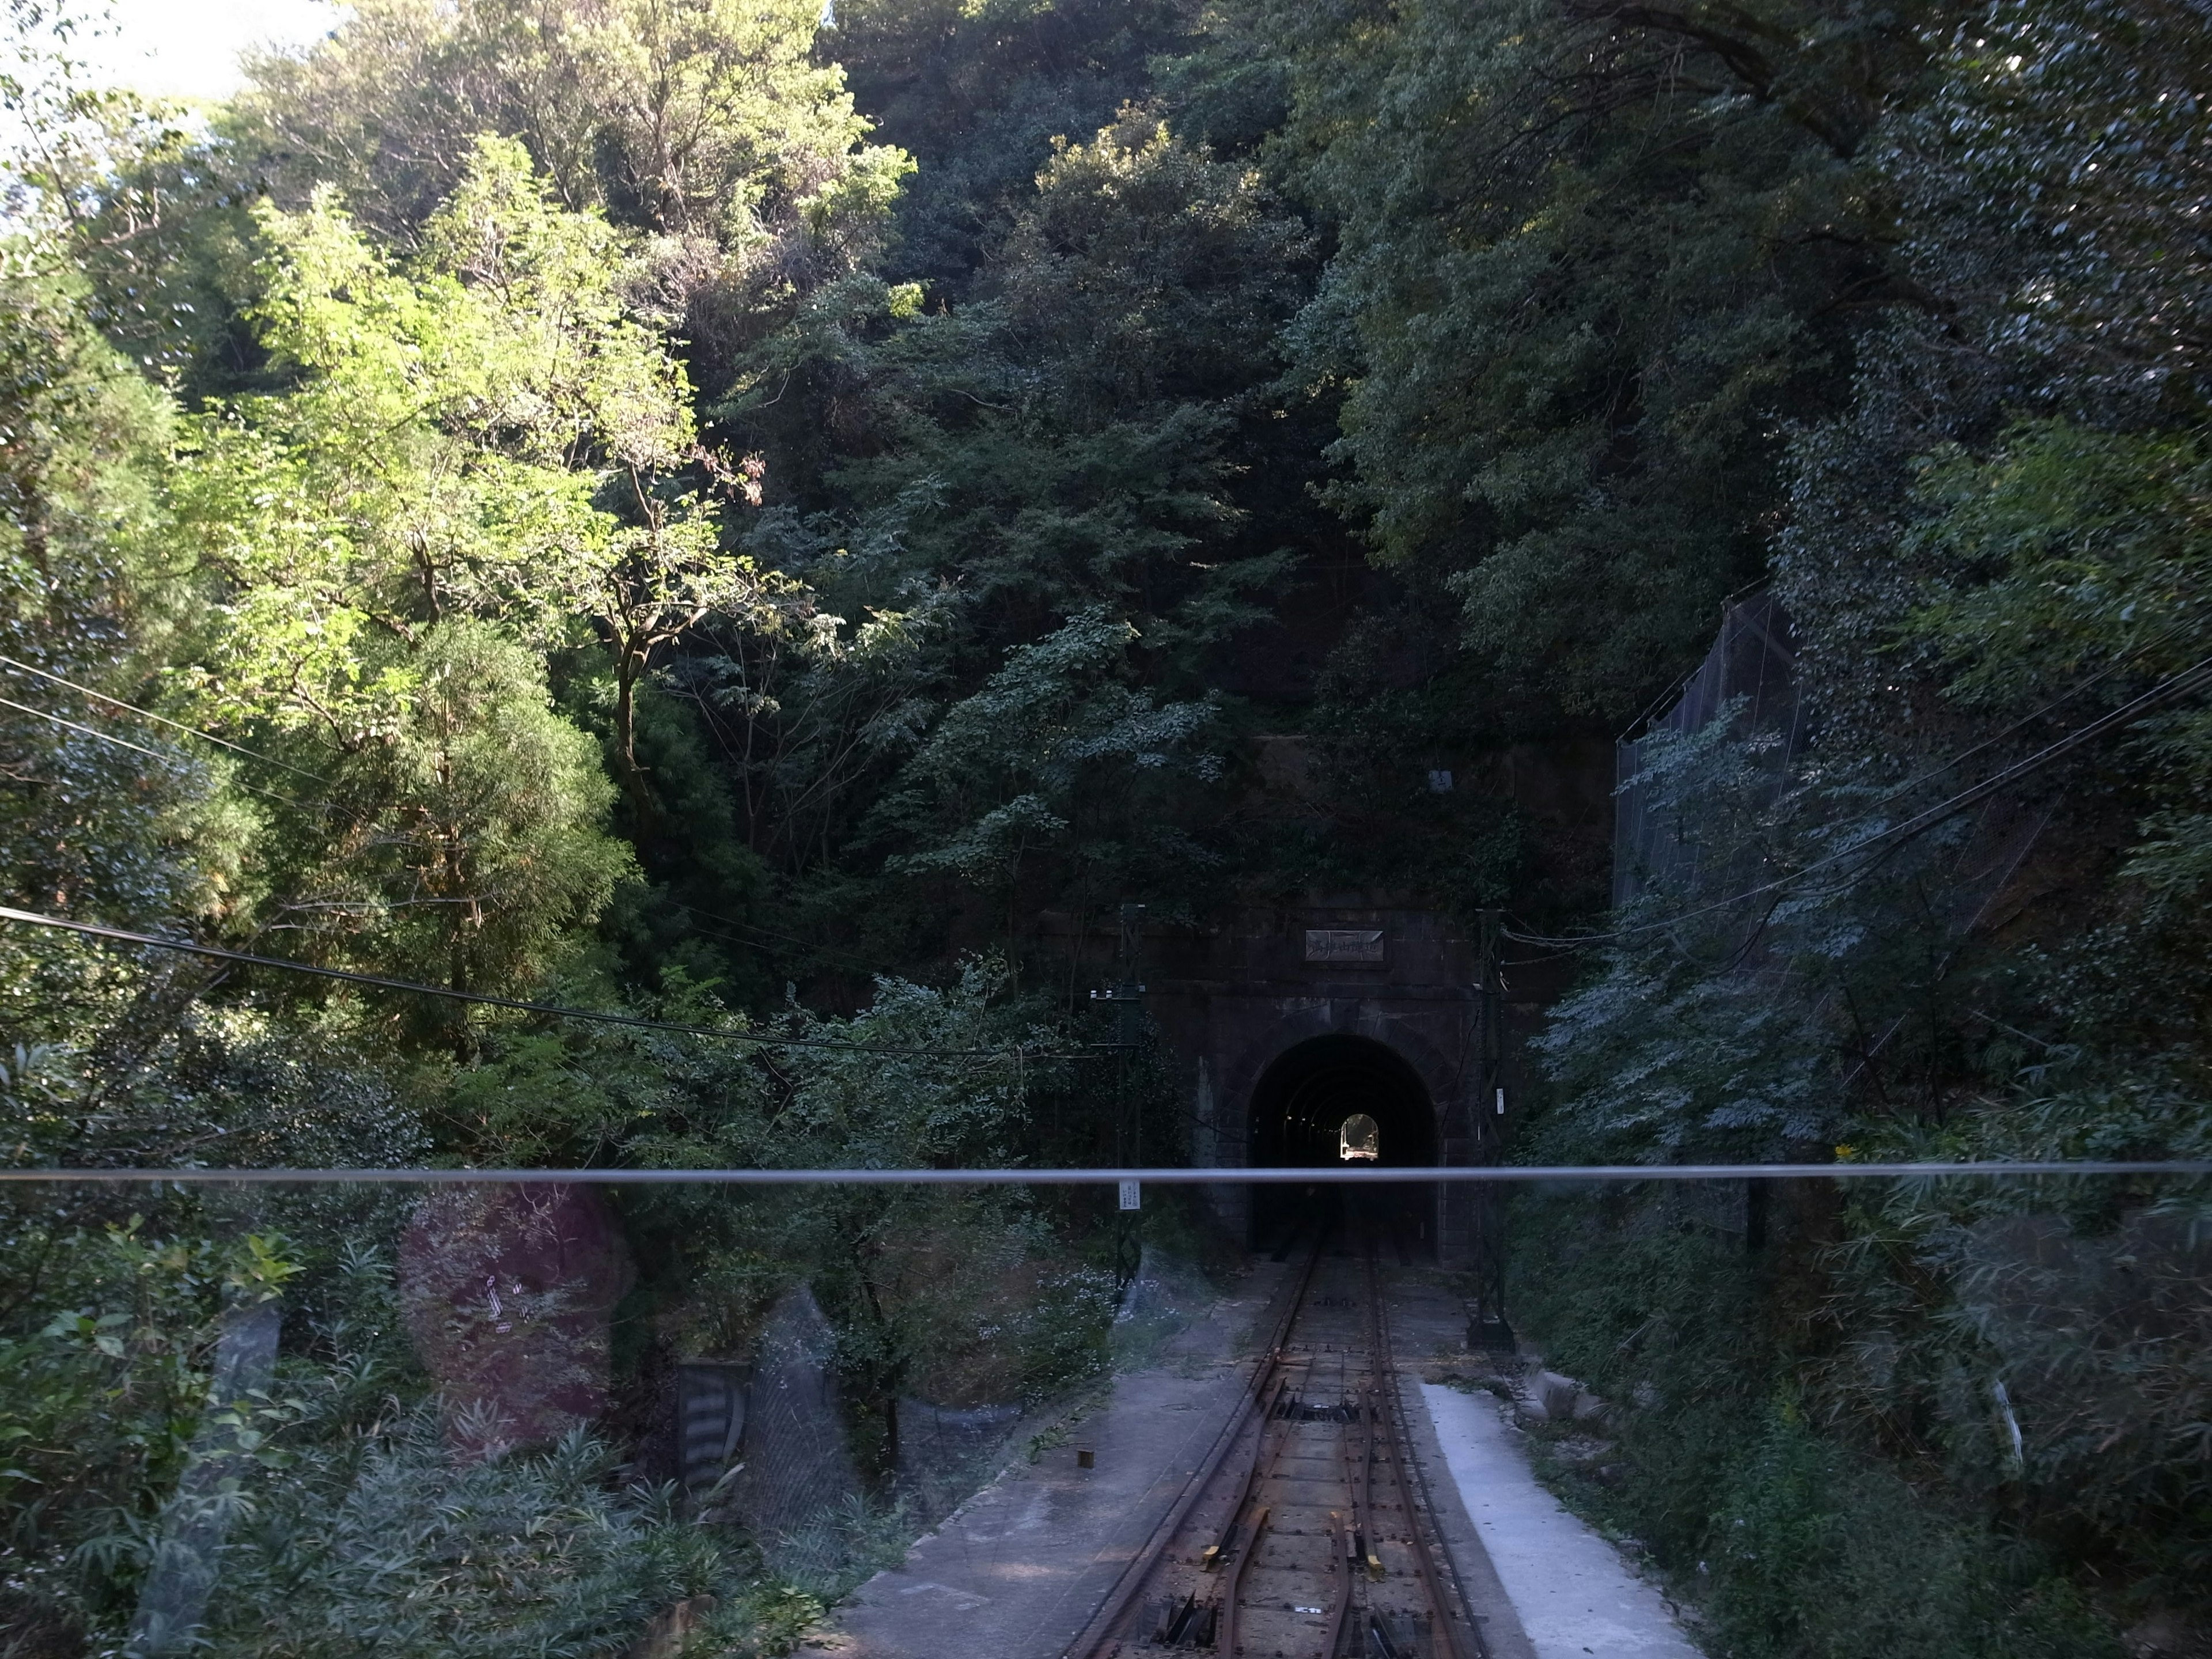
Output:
top-left (1060, 1236), bottom-right (1325, 1658)
top-left (1324, 1382), bottom-right (1370, 1657)
top-left (1321, 1509), bottom-right (1354, 1657)
top-left (1069, 1219), bottom-right (1493, 1657)
top-left (1212, 1318), bottom-right (1309, 1654)
top-left (1366, 1247), bottom-right (1480, 1659)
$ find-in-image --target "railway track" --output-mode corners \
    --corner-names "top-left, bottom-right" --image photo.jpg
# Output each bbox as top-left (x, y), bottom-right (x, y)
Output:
top-left (1065, 1222), bottom-right (1482, 1659)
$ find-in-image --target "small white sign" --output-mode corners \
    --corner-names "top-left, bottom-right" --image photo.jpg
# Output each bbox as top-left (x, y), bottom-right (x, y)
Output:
top-left (1118, 1179), bottom-right (1142, 1212)
top-left (1304, 928), bottom-right (1385, 964)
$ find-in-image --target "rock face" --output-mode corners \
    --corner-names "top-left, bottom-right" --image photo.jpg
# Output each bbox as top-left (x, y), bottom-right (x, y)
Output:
top-left (1520, 1366), bottom-right (1609, 1426)
top-left (2125, 1609), bottom-right (2212, 1659)
top-left (398, 1184), bottom-right (634, 1456)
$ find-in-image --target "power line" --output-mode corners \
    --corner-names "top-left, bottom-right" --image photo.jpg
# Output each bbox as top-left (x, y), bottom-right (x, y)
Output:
top-left (0, 1161), bottom-right (2200, 1185)
top-left (668, 900), bottom-right (891, 976)
top-left (0, 694), bottom-right (175, 766)
top-left (0, 694), bottom-right (326, 814)
top-left (0, 904), bottom-right (1063, 1061)
top-left (0, 655), bottom-right (325, 781)
top-left (1853, 628), bottom-right (2184, 810)
top-left (1517, 652), bottom-right (2212, 950)
top-left (0, 665), bottom-right (936, 980)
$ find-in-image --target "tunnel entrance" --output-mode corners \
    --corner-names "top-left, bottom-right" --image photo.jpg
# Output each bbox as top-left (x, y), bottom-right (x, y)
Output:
top-left (1247, 1035), bottom-right (1438, 1256)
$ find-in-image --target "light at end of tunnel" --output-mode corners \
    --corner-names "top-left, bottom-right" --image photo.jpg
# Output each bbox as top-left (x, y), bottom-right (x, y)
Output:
top-left (1339, 1112), bottom-right (1380, 1162)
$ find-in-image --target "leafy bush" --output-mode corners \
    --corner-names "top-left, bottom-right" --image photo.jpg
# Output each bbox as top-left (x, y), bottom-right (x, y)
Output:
top-left (209, 1415), bottom-right (719, 1659)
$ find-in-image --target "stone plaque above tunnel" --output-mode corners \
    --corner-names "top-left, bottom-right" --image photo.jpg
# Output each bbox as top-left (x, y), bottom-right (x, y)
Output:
top-left (1304, 927), bottom-right (1385, 964)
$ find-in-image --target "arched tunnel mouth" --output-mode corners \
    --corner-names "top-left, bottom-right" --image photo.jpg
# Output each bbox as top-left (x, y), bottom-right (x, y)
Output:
top-left (1247, 1035), bottom-right (1438, 1256)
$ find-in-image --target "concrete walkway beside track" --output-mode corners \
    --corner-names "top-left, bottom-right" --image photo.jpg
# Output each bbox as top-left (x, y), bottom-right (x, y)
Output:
top-left (1418, 1383), bottom-right (1705, 1659)
top-left (820, 1262), bottom-right (1289, 1659)
top-left (820, 1259), bottom-right (1705, 1659)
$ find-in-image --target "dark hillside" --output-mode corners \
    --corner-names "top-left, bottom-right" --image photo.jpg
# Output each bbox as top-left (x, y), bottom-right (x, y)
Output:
top-left (0, 0), bottom-right (2206, 1652)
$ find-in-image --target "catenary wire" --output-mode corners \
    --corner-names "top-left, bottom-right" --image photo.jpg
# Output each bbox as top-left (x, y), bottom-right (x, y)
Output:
top-left (0, 1161), bottom-right (2201, 1185)
top-left (0, 680), bottom-right (943, 979)
top-left (1513, 651), bottom-right (2212, 950)
top-left (0, 694), bottom-right (177, 766)
top-left (669, 900), bottom-right (893, 976)
top-left (1844, 627), bottom-right (2184, 810)
top-left (0, 669), bottom-right (986, 982)
top-left (0, 904), bottom-right (1080, 1062)
top-left (0, 695), bottom-right (335, 814)
top-left (0, 654), bottom-right (327, 780)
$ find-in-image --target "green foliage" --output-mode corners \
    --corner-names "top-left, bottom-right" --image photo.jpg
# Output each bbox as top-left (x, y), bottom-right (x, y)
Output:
top-left (208, 1416), bottom-right (718, 1658)
top-left (696, 109), bottom-right (1315, 937)
top-left (1906, 422), bottom-right (2212, 1001)
top-left (1509, 1185), bottom-right (2136, 1659)
top-left (0, 208), bottom-right (217, 992)
top-left (0, 1216), bottom-right (294, 1639)
top-left (173, 136), bottom-right (710, 723)
top-left (320, 619), bottom-right (634, 1014)
top-left (236, 0), bottom-right (897, 244)
top-left (1696, 1410), bottom-right (2121, 1659)
top-left (1268, 0), bottom-right (1914, 724)
top-left (1511, 2), bottom-right (2212, 1631)
top-left (868, 609), bottom-right (1223, 907)
top-left (232, 0), bottom-right (914, 408)
top-left (1000, 113), bottom-right (1309, 426)
top-left (696, 962), bottom-right (1115, 1460)
top-left (10, 0), bottom-right (2212, 1648)
top-left (831, 0), bottom-right (1189, 292)
top-left (1520, 698), bottom-right (2210, 1638)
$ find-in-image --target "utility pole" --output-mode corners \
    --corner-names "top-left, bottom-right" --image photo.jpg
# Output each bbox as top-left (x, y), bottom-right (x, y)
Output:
top-left (1469, 909), bottom-right (1513, 1349)
top-left (1090, 903), bottom-right (1147, 1287)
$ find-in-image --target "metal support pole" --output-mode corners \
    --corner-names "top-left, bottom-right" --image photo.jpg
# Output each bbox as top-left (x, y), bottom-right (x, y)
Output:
top-left (1091, 903), bottom-right (1147, 1287)
top-left (1469, 910), bottom-right (1513, 1349)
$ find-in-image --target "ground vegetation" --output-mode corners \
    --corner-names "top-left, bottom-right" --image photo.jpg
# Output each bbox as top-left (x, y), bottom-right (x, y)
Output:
top-left (0, 0), bottom-right (2207, 1651)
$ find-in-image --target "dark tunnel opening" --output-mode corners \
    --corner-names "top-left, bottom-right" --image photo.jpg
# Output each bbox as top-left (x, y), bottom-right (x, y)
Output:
top-left (1247, 1035), bottom-right (1439, 1257)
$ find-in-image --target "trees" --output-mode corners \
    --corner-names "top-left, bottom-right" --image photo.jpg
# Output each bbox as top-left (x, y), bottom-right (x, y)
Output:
top-left (829, 0), bottom-right (1190, 292)
top-left (866, 609), bottom-right (1224, 928)
top-left (1499, 5), bottom-right (2212, 1641)
top-left (1261, 0), bottom-right (1945, 727)
top-left (163, 139), bottom-right (785, 1007)
top-left (679, 110), bottom-right (1316, 942)
top-left (234, 0), bottom-right (915, 398)
top-left (6, 0), bottom-right (2210, 1645)
top-left (237, 0), bottom-right (894, 245)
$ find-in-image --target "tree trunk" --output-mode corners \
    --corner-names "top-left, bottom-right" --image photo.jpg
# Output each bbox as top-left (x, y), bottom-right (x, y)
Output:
top-left (613, 640), bottom-right (658, 835)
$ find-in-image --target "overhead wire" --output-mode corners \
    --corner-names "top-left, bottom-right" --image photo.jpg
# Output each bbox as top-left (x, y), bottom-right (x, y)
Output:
top-left (0, 654), bottom-right (327, 780)
top-left (0, 694), bottom-right (177, 766)
top-left (1511, 630), bottom-right (2189, 966)
top-left (0, 662), bottom-right (917, 975)
top-left (668, 900), bottom-right (893, 976)
top-left (0, 679), bottom-right (1070, 1050)
top-left (0, 1160), bottom-right (2202, 1186)
top-left (1804, 626), bottom-right (2186, 818)
top-left (0, 694), bottom-right (335, 815)
top-left (0, 665), bottom-right (1123, 1063)
top-left (1512, 649), bottom-right (2212, 951)
top-left (0, 904), bottom-right (1080, 1062)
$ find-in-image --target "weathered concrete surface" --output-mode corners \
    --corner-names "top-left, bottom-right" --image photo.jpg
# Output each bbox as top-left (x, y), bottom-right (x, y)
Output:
top-left (817, 1263), bottom-right (1286, 1659)
top-left (819, 1258), bottom-right (1687, 1659)
top-left (1419, 1383), bottom-right (1705, 1659)
top-left (1382, 1268), bottom-right (1543, 1659)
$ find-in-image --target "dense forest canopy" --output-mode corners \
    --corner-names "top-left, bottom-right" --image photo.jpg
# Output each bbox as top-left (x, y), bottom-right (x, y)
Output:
top-left (1, 0), bottom-right (2208, 1653)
